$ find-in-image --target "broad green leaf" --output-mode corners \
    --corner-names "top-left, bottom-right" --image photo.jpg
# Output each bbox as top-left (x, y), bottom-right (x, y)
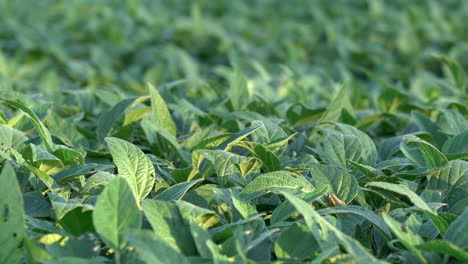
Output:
top-left (155, 179), bottom-right (202, 201)
top-left (428, 160), bottom-right (468, 202)
top-left (53, 147), bottom-right (85, 166)
top-left (435, 55), bottom-right (466, 91)
top-left (444, 209), bottom-right (468, 249)
top-left (1, 99), bottom-right (54, 152)
top-left (271, 186), bottom-right (327, 225)
top-left (274, 222), bottom-right (319, 260)
top-left (317, 205), bottom-right (391, 239)
top-left (315, 132), bottom-right (362, 167)
top-left (199, 149), bottom-right (250, 185)
top-left (0, 162), bottom-right (25, 264)
top-left (141, 199), bottom-right (197, 255)
top-left (149, 83), bottom-right (177, 137)
top-left (189, 220), bottom-right (214, 258)
top-left (252, 144), bottom-right (280, 172)
top-left (175, 200), bottom-right (220, 228)
top-left (46, 111), bottom-right (88, 148)
top-left (25, 164), bottom-right (68, 196)
top-left (0, 124), bottom-right (27, 148)
top-left (366, 182), bottom-right (431, 211)
top-left (442, 130), bottom-right (468, 159)
top-left (83, 171), bottom-right (115, 192)
top-left (317, 84), bottom-right (348, 126)
top-left (97, 97), bottom-right (138, 142)
top-left (412, 111), bottom-right (447, 148)
top-left (281, 192), bottom-right (380, 262)
top-left (93, 177), bottom-right (141, 251)
top-left (41, 257), bottom-right (109, 264)
top-left (240, 171), bottom-right (315, 200)
top-left (382, 213), bottom-right (427, 263)
top-left (416, 240), bottom-right (468, 261)
top-left (125, 229), bottom-right (190, 264)
top-left (105, 137), bottom-right (155, 200)
top-left (49, 194), bottom-right (94, 236)
top-left (437, 109), bottom-right (468, 135)
top-left (331, 122), bottom-right (378, 165)
top-left (309, 164), bottom-right (359, 204)
top-left (230, 190), bottom-right (258, 218)
top-left (401, 134), bottom-right (448, 169)
top-left (229, 69), bottom-right (249, 111)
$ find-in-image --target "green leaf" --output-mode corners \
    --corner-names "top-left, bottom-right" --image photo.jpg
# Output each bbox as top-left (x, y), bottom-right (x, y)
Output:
top-left (281, 192), bottom-right (380, 262)
top-left (444, 209), bottom-right (468, 249)
top-left (93, 177), bottom-right (141, 251)
top-left (252, 144), bottom-right (280, 172)
top-left (318, 84), bottom-right (348, 126)
top-left (83, 171), bottom-right (115, 192)
top-left (141, 199), bottom-right (197, 255)
top-left (230, 190), bottom-right (258, 218)
top-left (105, 137), bottom-right (155, 200)
top-left (271, 186), bottom-right (327, 225)
top-left (317, 205), bottom-right (391, 239)
top-left (1, 99), bottom-right (54, 152)
top-left (315, 132), bottom-right (362, 167)
top-left (46, 110), bottom-right (88, 148)
top-left (155, 179), bottom-right (203, 201)
top-left (401, 134), bottom-right (448, 169)
top-left (274, 222), bottom-right (319, 260)
top-left (148, 83), bottom-right (177, 137)
top-left (382, 213), bottom-right (427, 263)
top-left (435, 55), bottom-right (466, 91)
top-left (125, 229), bottom-right (190, 264)
top-left (240, 171), bottom-right (316, 200)
top-left (428, 160), bottom-right (468, 202)
top-left (229, 69), bottom-right (249, 111)
top-left (98, 98), bottom-right (133, 141)
top-left (416, 240), bottom-right (468, 261)
top-left (0, 162), bottom-right (25, 264)
top-left (366, 182), bottom-right (432, 211)
top-left (189, 220), bottom-right (213, 258)
top-left (309, 164), bottom-right (359, 204)
top-left (199, 149), bottom-right (250, 185)
top-left (442, 130), bottom-right (468, 159)
top-left (0, 124), bottom-right (27, 149)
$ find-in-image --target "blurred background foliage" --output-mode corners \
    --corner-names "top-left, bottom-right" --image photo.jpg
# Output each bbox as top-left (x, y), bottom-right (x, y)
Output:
top-left (0, 0), bottom-right (467, 107)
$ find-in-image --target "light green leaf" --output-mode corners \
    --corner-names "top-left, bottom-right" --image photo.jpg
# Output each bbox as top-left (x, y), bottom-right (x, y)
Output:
top-left (155, 179), bottom-right (202, 201)
top-left (229, 69), bottom-right (249, 111)
top-left (444, 209), bottom-right (468, 249)
top-left (97, 97), bottom-right (138, 142)
top-left (382, 213), bottom-right (427, 263)
top-left (105, 137), bottom-right (155, 200)
top-left (125, 229), bottom-right (190, 264)
top-left (240, 171), bottom-right (316, 200)
top-left (93, 177), bottom-right (141, 250)
top-left (416, 240), bottom-right (468, 261)
top-left (281, 192), bottom-right (380, 262)
top-left (317, 205), bottom-right (391, 239)
top-left (271, 186), bottom-right (327, 226)
top-left (429, 160), bottom-right (468, 202)
top-left (315, 132), bottom-right (361, 167)
top-left (274, 222), bottom-right (319, 260)
top-left (149, 83), bottom-right (177, 137)
top-left (0, 124), bottom-right (27, 149)
top-left (366, 182), bottom-right (432, 211)
top-left (402, 135), bottom-right (448, 169)
top-left (309, 164), bottom-right (359, 204)
top-left (442, 130), bottom-right (468, 159)
top-left (141, 199), bottom-right (197, 255)
top-left (0, 162), bottom-right (25, 264)
top-left (1, 99), bottom-right (54, 152)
